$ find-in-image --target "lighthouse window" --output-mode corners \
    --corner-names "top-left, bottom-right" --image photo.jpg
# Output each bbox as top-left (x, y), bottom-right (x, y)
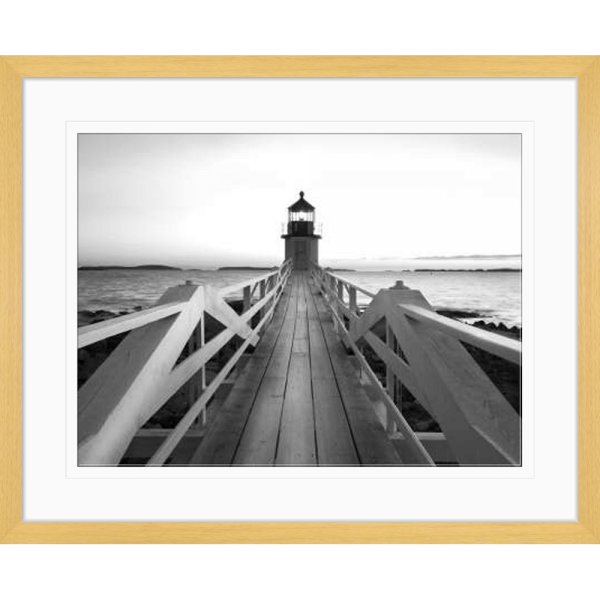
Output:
top-left (290, 211), bottom-right (314, 222)
top-left (289, 211), bottom-right (315, 223)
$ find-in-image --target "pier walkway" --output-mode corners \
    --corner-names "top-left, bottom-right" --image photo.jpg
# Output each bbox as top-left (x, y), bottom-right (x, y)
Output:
top-left (190, 273), bottom-right (401, 466)
top-left (78, 260), bottom-right (521, 467)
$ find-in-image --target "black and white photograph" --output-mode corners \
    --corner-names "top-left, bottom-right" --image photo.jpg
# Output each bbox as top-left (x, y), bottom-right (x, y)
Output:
top-left (77, 131), bottom-right (522, 467)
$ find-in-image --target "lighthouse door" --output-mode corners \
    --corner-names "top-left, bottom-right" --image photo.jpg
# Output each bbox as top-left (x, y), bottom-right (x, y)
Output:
top-left (294, 240), bottom-right (308, 269)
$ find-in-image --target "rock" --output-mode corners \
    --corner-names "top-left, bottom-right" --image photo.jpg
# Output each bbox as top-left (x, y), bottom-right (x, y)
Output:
top-left (78, 309), bottom-right (119, 326)
top-left (90, 310), bottom-right (114, 320)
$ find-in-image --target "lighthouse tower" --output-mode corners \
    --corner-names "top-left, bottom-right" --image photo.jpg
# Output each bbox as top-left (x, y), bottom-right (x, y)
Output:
top-left (281, 191), bottom-right (321, 270)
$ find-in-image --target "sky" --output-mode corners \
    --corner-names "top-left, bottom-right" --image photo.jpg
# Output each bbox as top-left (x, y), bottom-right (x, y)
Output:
top-left (78, 133), bottom-right (521, 269)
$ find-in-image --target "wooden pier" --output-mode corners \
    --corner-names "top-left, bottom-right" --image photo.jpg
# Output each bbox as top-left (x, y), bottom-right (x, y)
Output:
top-left (78, 261), bottom-right (521, 468)
top-left (191, 273), bottom-right (401, 466)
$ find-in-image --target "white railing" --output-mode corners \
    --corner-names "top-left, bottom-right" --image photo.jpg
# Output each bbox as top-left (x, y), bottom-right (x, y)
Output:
top-left (78, 260), bottom-right (293, 466)
top-left (311, 264), bottom-right (522, 466)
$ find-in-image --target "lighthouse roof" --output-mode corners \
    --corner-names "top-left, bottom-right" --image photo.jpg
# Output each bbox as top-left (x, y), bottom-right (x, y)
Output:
top-left (288, 191), bottom-right (315, 212)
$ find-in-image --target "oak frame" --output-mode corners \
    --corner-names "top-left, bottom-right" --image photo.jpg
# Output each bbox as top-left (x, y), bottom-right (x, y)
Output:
top-left (0, 56), bottom-right (597, 544)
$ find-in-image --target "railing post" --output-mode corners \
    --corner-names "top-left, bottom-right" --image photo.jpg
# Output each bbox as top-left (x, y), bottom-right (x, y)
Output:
top-left (185, 281), bottom-right (202, 430)
top-left (187, 312), bottom-right (207, 431)
top-left (243, 285), bottom-right (251, 313)
top-left (333, 279), bottom-right (344, 336)
top-left (325, 273), bottom-right (335, 320)
top-left (187, 322), bottom-right (196, 406)
top-left (270, 273), bottom-right (278, 321)
top-left (395, 374), bottom-right (403, 417)
top-left (259, 279), bottom-right (267, 321)
top-left (385, 322), bottom-right (397, 434)
top-left (349, 287), bottom-right (357, 316)
top-left (384, 281), bottom-right (411, 432)
top-left (199, 313), bottom-right (207, 426)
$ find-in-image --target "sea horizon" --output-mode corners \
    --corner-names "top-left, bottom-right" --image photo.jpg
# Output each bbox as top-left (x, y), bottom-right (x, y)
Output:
top-left (77, 253), bottom-right (522, 272)
top-left (78, 266), bottom-right (522, 327)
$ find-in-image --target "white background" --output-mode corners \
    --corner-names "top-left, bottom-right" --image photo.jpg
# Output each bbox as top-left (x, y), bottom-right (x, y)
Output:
top-left (24, 79), bottom-right (577, 521)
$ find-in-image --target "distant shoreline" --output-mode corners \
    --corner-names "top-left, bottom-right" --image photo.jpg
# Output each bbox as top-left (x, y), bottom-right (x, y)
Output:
top-left (79, 265), bottom-right (280, 272)
top-left (413, 254), bottom-right (521, 260)
top-left (409, 268), bottom-right (521, 273)
top-left (329, 268), bottom-right (521, 273)
top-left (78, 265), bottom-right (181, 271)
top-left (78, 265), bottom-right (521, 273)
top-left (325, 267), bottom-right (356, 272)
top-left (217, 266), bottom-right (278, 271)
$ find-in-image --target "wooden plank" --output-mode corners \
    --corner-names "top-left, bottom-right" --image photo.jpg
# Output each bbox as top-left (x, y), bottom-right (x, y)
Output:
top-left (78, 301), bottom-right (187, 348)
top-left (188, 280), bottom-right (293, 465)
top-left (232, 376), bottom-right (287, 466)
top-left (306, 285), bottom-right (359, 466)
top-left (233, 279), bottom-right (299, 466)
top-left (275, 355), bottom-right (316, 465)
top-left (311, 284), bottom-right (402, 465)
top-left (275, 276), bottom-right (317, 466)
top-left (185, 370), bottom-right (266, 465)
top-left (312, 377), bottom-right (359, 466)
top-left (204, 286), bottom-right (259, 345)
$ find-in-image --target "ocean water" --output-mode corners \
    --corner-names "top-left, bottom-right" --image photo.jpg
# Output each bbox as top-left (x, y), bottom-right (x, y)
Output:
top-left (77, 269), bottom-right (275, 311)
top-left (78, 268), bottom-right (521, 327)
top-left (335, 271), bottom-right (521, 327)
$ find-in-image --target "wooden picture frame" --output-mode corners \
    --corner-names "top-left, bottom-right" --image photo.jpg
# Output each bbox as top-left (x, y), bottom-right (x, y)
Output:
top-left (0, 55), bottom-right (597, 544)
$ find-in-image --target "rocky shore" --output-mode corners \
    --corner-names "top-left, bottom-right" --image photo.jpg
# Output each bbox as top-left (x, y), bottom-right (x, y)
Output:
top-left (78, 304), bottom-right (520, 435)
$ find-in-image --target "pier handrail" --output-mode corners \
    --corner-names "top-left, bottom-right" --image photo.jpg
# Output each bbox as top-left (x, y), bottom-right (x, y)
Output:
top-left (401, 304), bottom-right (521, 365)
top-left (78, 301), bottom-right (189, 349)
top-left (78, 260), bottom-right (293, 466)
top-left (218, 268), bottom-right (280, 297)
top-left (319, 270), bottom-right (376, 300)
top-left (311, 263), bottom-right (522, 466)
top-left (78, 267), bottom-right (284, 349)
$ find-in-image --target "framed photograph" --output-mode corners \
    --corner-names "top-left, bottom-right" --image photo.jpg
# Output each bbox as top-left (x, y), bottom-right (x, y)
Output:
top-left (1, 56), bottom-right (597, 543)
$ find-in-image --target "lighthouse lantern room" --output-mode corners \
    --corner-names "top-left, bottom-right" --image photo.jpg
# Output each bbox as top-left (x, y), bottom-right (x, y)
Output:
top-left (281, 191), bottom-right (321, 270)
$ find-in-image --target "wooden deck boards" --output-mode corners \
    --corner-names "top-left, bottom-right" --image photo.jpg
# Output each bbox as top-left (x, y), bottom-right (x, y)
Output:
top-left (306, 280), bottom-right (360, 466)
top-left (189, 272), bottom-right (401, 466)
top-left (233, 277), bottom-right (299, 465)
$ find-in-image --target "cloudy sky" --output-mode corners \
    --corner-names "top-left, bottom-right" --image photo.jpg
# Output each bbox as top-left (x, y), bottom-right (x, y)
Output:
top-left (78, 133), bottom-right (521, 269)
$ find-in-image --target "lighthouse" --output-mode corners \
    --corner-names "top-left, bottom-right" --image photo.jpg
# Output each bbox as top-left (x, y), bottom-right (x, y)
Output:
top-left (281, 191), bottom-right (321, 270)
